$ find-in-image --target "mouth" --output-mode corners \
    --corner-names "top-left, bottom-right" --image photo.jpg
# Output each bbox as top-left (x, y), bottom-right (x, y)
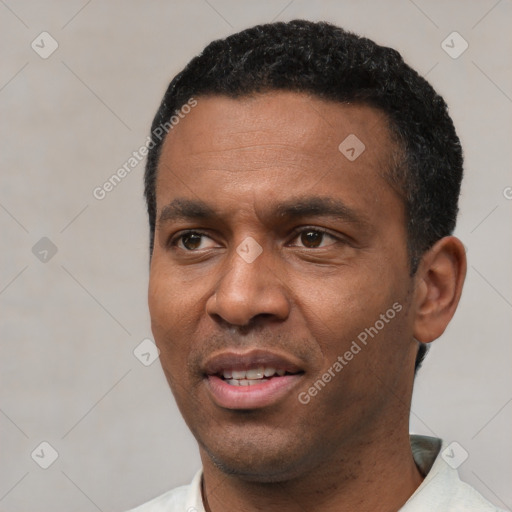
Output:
top-left (220, 366), bottom-right (294, 386)
top-left (203, 350), bottom-right (305, 410)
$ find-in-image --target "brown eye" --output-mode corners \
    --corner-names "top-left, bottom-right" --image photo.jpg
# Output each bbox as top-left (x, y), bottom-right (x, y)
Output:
top-left (174, 231), bottom-right (220, 251)
top-left (291, 228), bottom-right (338, 249)
top-left (180, 232), bottom-right (203, 250)
top-left (300, 230), bottom-right (324, 248)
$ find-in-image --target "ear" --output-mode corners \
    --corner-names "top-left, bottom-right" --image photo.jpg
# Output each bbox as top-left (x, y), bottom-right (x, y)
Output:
top-left (412, 236), bottom-right (467, 343)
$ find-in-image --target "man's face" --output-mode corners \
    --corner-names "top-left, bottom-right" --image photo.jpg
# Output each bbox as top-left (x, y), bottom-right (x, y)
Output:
top-left (149, 92), bottom-right (420, 481)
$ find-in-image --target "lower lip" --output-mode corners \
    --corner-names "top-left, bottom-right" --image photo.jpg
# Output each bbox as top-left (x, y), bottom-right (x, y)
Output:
top-left (205, 374), bottom-right (303, 410)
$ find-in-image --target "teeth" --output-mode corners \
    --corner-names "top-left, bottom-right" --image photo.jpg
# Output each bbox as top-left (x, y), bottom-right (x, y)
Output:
top-left (227, 378), bottom-right (268, 386)
top-left (246, 367), bottom-right (265, 379)
top-left (222, 366), bottom-right (290, 384)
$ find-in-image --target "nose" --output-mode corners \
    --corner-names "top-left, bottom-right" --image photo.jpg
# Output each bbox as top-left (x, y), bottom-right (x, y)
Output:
top-left (205, 241), bottom-right (290, 328)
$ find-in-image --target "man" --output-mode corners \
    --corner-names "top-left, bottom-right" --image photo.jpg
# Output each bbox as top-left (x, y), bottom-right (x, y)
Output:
top-left (130, 20), bottom-right (502, 511)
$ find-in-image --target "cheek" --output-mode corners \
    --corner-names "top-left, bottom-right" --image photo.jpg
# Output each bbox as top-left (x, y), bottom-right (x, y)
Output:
top-left (149, 256), bottom-right (203, 323)
top-left (148, 266), bottom-right (196, 361)
top-left (149, 272), bottom-right (176, 331)
top-left (148, 257), bottom-right (218, 379)
top-left (295, 266), bottom-right (391, 330)
top-left (295, 265), bottom-right (409, 370)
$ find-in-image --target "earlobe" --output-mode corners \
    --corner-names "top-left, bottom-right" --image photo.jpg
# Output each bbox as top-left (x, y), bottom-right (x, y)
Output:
top-left (412, 236), bottom-right (467, 344)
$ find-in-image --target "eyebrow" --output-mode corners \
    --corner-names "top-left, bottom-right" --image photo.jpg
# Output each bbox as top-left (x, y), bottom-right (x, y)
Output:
top-left (274, 197), bottom-right (368, 227)
top-left (158, 198), bottom-right (217, 225)
top-left (157, 196), bottom-right (369, 228)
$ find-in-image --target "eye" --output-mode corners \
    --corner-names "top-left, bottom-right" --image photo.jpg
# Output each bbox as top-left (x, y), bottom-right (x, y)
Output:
top-left (173, 231), bottom-right (218, 251)
top-left (291, 228), bottom-right (338, 248)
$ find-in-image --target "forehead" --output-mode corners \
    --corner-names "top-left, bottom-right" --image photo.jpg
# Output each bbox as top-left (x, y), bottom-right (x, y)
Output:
top-left (159, 92), bottom-right (393, 172)
top-left (155, 92), bottom-right (402, 230)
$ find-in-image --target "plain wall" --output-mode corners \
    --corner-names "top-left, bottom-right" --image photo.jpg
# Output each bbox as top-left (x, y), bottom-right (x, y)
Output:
top-left (1, 1), bottom-right (511, 510)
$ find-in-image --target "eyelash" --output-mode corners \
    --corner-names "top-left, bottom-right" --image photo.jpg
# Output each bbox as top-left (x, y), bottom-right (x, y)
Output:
top-left (169, 227), bottom-right (341, 250)
top-left (289, 226), bottom-right (339, 246)
top-left (169, 230), bottom-right (213, 249)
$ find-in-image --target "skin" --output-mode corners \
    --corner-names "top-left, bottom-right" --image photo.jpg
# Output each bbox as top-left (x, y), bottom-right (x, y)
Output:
top-left (148, 92), bottom-right (466, 512)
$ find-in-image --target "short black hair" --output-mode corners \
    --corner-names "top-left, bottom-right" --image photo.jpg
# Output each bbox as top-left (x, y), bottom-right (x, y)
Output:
top-left (144, 19), bottom-right (463, 372)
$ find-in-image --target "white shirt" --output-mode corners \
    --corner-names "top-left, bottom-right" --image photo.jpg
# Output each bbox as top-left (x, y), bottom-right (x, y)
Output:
top-left (127, 435), bottom-right (504, 511)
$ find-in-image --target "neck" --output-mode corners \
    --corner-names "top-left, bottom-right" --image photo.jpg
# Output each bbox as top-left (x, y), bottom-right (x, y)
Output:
top-left (200, 426), bottom-right (424, 512)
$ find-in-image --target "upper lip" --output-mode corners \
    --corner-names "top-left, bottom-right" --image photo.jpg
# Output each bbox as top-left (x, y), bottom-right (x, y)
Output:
top-left (203, 349), bottom-right (304, 376)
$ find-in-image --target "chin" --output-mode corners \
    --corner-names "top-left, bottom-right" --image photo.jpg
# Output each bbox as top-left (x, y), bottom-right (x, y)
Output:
top-left (199, 427), bottom-right (314, 483)
top-left (209, 453), bottom-right (304, 483)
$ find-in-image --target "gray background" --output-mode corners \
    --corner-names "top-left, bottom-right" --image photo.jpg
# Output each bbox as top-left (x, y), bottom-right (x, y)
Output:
top-left (1, 1), bottom-right (511, 510)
